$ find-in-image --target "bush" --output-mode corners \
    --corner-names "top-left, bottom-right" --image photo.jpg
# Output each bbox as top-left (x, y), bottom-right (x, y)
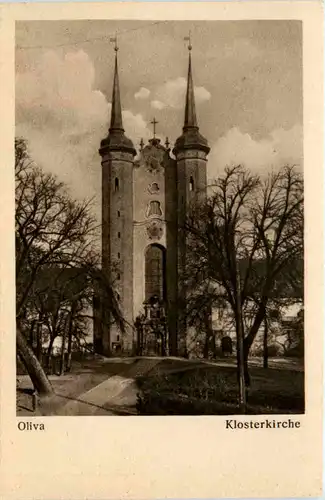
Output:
top-left (136, 366), bottom-right (305, 415)
top-left (251, 343), bottom-right (281, 357)
top-left (267, 344), bottom-right (281, 357)
top-left (285, 342), bottom-right (304, 358)
top-left (136, 391), bottom-right (240, 415)
top-left (136, 368), bottom-right (240, 415)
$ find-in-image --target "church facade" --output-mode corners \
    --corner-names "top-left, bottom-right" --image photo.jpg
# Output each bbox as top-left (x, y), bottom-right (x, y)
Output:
top-left (96, 43), bottom-right (210, 357)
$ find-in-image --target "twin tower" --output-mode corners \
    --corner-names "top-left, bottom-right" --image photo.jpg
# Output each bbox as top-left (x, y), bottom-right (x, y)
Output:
top-left (96, 42), bottom-right (210, 357)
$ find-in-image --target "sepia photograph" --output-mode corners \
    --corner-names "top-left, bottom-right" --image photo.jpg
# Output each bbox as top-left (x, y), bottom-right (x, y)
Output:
top-left (0, 2), bottom-right (323, 499)
top-left (15, 18), bottom-right (305, 417)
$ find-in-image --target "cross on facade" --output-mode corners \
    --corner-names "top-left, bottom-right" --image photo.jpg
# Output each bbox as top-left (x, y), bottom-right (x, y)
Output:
top-left (150, 117), bottom-right (159, 138)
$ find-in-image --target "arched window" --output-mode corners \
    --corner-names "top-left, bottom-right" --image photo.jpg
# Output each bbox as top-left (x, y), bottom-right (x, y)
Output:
top-left (145, 244), bottom-right (166, 301)
top-left (114, 177), bottom-right (119, 191)
top-left (189, 176), bottom-right (194, 192)
top-left (117, 210), bottom-right (121, 217)
top-left (147, 200), bottom-right (162, 217)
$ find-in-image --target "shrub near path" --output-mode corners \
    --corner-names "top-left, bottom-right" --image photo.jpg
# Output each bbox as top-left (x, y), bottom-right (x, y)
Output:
top-left (136, 365), bottom-right (304, 415)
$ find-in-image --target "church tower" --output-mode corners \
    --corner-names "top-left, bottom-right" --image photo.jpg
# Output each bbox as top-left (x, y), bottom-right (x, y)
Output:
top-left (173, 38), bottom-right (210, 354)
top-left (99, 40), bottom-right (136, 355)
top-left (97, 38), bottom-right (209, 357)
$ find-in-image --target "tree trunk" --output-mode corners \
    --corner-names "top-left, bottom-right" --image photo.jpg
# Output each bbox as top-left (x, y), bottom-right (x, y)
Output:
top-left (46, 337), bottom-right (55, 373)
top-left (36, 314), bottom-right (43, 361)
top-left (243, 298), bottom-right (269, 384)
top-left (17, 327), bottom-right (53, 396)
top-left (59, 330), bottom-right (67, 376)
top-left (66, 334), bottom-right (72, 372)
top-left (234, 262), bottom-right (247, 412)
top-left (203, 320), bottom-right (210, 359)
top-left (29, 319), bottom-right (36, 347)
top-left (66, 303), bottom-right (76, 372)
top-left (243, 341), bottom-right (250, 387)
top-left (203, 308), bottom-right (213, 359)
top-left (263, 318), bottom-right (268, 369)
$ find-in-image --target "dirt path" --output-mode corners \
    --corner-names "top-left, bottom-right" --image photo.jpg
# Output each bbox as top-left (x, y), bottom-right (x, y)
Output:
top-left (47, 358), bottom-right (161, 416)
top-left (17, 356), bottom-right (302, 416)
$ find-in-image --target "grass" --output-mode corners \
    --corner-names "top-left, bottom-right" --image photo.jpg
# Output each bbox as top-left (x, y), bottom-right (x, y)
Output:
top-left (136, 365), bottom-right (304, 415)
top-left (17, 355), bottom-right (304, 416)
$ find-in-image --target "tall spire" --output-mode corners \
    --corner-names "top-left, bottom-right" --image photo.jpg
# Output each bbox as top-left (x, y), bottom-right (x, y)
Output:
top-left (173, 32), bottom-right (210, 156)
top-left (184, 36), bottom-right (198, 130)
top-left (109, 36), bottom-right (124, 133)
top-left (100, 36), bottom-right (135, 155)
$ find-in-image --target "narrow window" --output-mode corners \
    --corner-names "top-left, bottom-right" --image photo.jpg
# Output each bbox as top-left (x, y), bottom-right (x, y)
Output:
top-left (114, 177), bottom-right (119, 191)
top-left (117, 252), bottom-right (121, 259)
top-left (145, 244), bottom-right (166, 301)
top-left (117, 273), bottom-right (121, 280)
top-left (147, 200), bottom-right (162, 217)
top-left (117, 210), bottom-right (121, 217)
top-left (118, 232), bottom-right (121, 239)
top-left (189, 176), bottom-right (194, 192)
top-left (117, 335), bottom-right (120, 341)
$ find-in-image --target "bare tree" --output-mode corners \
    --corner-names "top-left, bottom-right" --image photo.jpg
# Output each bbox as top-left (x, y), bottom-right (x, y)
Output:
top-left (184, 165), bottom-right (303, 386)
top-left (15, 138), bottom-right (122, 395)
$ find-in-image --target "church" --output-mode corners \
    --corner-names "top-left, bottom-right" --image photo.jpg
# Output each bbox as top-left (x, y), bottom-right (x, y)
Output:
top-left (95, 39), bottom-right (210, 357)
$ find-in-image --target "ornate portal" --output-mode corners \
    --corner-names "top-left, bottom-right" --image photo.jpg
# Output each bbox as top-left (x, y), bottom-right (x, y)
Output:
top-left (135, 296), bottom-right (168, 356)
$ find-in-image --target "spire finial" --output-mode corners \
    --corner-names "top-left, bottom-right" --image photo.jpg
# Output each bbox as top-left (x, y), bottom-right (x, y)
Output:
top-left (184, 31), bottom-right (192, 51)
top-left (109, 34), bottom-right (123, 133)
top-left (150, 117), bottom-right (159, 138)
top-left (183, 32), bottom-right (197, 130)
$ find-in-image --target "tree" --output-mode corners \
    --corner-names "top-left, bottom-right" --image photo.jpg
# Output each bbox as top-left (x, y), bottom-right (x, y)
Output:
top-left (25, 267), bottom-right (93, 375)
top-left (184, 165), bottom-right (303, 387)
top-left (15, 138), bottom-right (123, 395)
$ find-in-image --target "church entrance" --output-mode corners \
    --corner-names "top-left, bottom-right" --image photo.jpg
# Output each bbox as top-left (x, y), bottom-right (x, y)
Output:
top-left (135, 245), bottom-right (168, 356)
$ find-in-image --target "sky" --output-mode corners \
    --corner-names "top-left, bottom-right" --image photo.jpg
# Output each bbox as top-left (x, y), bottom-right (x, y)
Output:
top-left (15, 20), bottom-right (303, 212)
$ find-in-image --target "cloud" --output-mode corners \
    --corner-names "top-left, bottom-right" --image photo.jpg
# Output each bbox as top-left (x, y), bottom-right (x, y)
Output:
top-left (208, 125), bottom-right (303, 180)
top-left (134, 86), bottom-right (150, 100)
top-left (194, 86), bottom-right (211, 103)
top-left (153, 76), bottom-right (211, 110)
top-left (122, 110), bottom-right (151, 142)
top-left (151, 100), bottom-right (166, 110)
top-left (16, 49), bottom-right (151, 208)
top-left (16, 50), bottom-right (108, 135)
